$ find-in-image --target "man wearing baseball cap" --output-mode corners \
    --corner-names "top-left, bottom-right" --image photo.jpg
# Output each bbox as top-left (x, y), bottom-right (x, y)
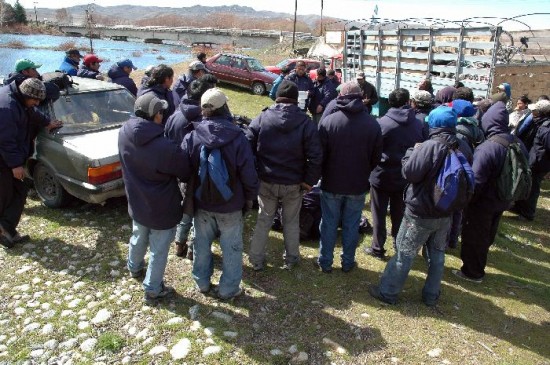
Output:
top-left (59, 49), bottom-right (83, 76)
top-left (3, 59), bottom-right (42, 86)
top-left (77, 54), bottom-right (104, 80)
top-left (108, 58), bottom-right (138, 96)
top-left (118, 93), bottom-right (190, 304)
top-left (0, 78), bottom-right (62, 248)
top-left (172, 60), bottom-right (208, 106)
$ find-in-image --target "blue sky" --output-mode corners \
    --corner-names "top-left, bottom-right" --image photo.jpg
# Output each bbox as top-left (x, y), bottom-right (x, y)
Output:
top-left (17, 0), bottom-right (550, 30)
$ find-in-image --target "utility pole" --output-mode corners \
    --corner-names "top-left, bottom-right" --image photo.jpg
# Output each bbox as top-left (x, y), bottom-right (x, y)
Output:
top-left (86, 3), bottom-right (94, 53)
top-left (33, 2), bottom-right (38, 26)
top-left (291, 0), bottom-right (297, 51)
top-left (320, 0), bottom-right (323, 37)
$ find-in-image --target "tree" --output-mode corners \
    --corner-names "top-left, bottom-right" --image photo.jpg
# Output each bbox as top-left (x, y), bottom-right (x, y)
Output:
top-left (0, 0), bottom-right (15, 27)
top-left (12, 0), bottom-right (26, 24)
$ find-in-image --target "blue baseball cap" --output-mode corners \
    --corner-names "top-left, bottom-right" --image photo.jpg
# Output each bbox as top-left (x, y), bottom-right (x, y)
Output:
top-left (427, 106), bottom-right (458, 129)
top-left (117, 59), bottom-right (137, 70)
top-left (451, 99), bottom-right (476, 118)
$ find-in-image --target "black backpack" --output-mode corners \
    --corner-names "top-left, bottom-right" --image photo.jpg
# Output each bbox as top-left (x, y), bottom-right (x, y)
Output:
top-left (42, 72), bottom-right (74, 91)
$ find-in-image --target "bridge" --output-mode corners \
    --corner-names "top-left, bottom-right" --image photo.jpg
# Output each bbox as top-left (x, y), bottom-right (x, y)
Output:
top-left (58, 25), bottom-right (313, 49)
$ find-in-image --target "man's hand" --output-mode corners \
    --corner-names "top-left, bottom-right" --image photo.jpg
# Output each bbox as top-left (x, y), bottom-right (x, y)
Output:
top-left (300, 182), bottom-right (313, 192)
top-left (95, 74), bottom-right (105, 81)
top-left (12, 166), bottom-right (25, 180)
top-left (45, 120), bottom-right (63, 133)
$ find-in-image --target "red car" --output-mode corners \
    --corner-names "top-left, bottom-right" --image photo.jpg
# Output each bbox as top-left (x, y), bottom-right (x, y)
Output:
top-left (205, 53), bottom-right (278, 95)
top-left (265, 58), bottom-right (323, 75)
top-left (309, 54), bottom-right (343, 83)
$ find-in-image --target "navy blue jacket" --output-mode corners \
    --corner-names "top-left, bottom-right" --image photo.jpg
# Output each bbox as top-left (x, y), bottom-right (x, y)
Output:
top-left (308, 78), bottom-right (337, 115)
top-left (137, 84), bottom-right (176, 125)
top-left (182, 115), bottom-right (259, 213)
top-left (246, 103), bottom-right (322, 186)
top-left (402, 128), bottom-right (473, 218)
top-left (59, 57), bottom-right (78, 76)
top-left (3, 72), bottom-right (60, 103)
top-left (77, 65), bottom-right (101, 79)
top-left (528, 116), bottom-right (550, 173)
top-left (165, 97), bottom-right (201, 146)
top-left (285, 72), bottom-right (314, 92)
top-left (108, 65), bottom-right (138, 97)
top-left (318, 94), bottom-right (383, 195)
top-left (118, 116), bottom-right (190, 230)
top-left (171, 73), bottom-right (196, 107)
top-left (0, 82), bottom-right (50, 170)
top-left (370, 107), bottom-right (426, 191)
top-left (471, 101), bottom-right (528, 211)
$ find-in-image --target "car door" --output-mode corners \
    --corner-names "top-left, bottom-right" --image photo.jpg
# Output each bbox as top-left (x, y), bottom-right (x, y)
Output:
top-left (208, 55), bottom-right (234, 85)
top-left (231, 57), bottom-right (251, 88)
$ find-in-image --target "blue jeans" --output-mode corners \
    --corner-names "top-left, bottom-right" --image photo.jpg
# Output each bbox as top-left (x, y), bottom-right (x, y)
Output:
top-left (127, 220), bottom-right (176, 296)
top-left (192, 209), bottom-right (243, 298)
top-left (379, 210), bottom-right (450, 305)
top-left (175, 213), bottom-right (194, 243)
top-left (318, 191), bottom-right (366, 271)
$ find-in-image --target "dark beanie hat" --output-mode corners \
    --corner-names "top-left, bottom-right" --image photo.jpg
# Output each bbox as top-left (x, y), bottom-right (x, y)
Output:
top-left (276, 80), bottom-right (299, 100)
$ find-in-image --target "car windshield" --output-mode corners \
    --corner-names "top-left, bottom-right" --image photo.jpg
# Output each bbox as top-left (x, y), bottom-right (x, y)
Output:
top-left (276, 59), bottom-right (291, 68)
top-left (51, 89), bottom-right (135, 135)
top-left (246, 58), bottom-right (266, 71)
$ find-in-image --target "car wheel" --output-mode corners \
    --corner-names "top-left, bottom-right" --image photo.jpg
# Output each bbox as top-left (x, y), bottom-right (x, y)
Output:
top-left (34, 163), bottom-right (71, 208)
top-left (251, 82), bottom-right (266, 95)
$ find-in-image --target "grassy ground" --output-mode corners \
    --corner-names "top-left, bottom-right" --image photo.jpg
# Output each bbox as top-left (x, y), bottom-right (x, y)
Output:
top-left (1, 55), bottom-right (549, 364)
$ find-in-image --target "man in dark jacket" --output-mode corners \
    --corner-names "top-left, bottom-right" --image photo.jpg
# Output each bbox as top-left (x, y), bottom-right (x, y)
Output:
top-left (58, 49), bottom-right (82, 76)
top-left (77, 54), bottom-right (104, 80)
top-left (172, 61), bottom-right (207, 106)
top-left (118, 93), bottom-right (190, 304)
top-left (356, 72), bottom-right (379, 114)
top-left (454, 101), bottom-right (528, 283)
top-left (182, 88), bottom-right (258, 300)
top-left (269, 66), bottom-right (291, 101)
top-left (316, 81), bottom-right (382, 273)
top-left (510, 99), bottom-right (550, 221)
top-left (369, 106), bottom-right (473, 306)
top-left (308, 69), bottom-right (337, 123)
top-left (108, 59), bottom-right (138, 96)
top-left (3, 59), bottom-right (60, 103)
top-left (138, 64), bottom-right (175, 125)
top-left (366, 88), bottom-right (426, 259)
top-left (247, 80), bottom-right (322, 271)
top-left (165, 78), bottom-right (214, 259)
top-left (286, 60), bottom-right (314, 111)
top-left (0, 79), bottom-right (62, 247)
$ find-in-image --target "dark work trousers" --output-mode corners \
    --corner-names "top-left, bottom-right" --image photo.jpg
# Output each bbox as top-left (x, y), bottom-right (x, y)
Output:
top-left (0, 168), bottom-right (28, 237)
top-left (446, 210), bottom-right (463, 248)
top-left (513, 171), bottom-right (546, 220)
top-left (369, 185), bottom-right (405, 254)
top-left (460, 203), bottom-right (503, 279)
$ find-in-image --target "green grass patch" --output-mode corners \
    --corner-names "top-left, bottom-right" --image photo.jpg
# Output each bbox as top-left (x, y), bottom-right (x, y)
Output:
top-left (97, 332), bottom-right (125, 352)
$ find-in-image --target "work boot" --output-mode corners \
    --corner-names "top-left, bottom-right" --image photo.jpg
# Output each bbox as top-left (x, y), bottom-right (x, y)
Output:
top-left (175, 242), bottom-right (188, 258)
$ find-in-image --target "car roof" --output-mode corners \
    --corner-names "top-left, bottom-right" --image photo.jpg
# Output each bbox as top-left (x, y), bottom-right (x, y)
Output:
top-left (215, 53), bottom-right (256, 60)
top-left (284, 59), bottom-right (320, 63)
top-left (63, 77), bottom-right (126, 94)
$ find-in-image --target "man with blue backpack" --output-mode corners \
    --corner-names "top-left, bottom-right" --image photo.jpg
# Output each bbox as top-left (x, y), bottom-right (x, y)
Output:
top-left (369, 106), bottom-right (474, 306)
top-left (181, 88), bottom-right (258, 300)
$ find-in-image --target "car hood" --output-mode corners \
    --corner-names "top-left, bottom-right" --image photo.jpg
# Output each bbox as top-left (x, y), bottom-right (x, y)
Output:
top-left (61, 128), bottom-right (120, 160)
top-left (257, 70), bottom-right (278, 82)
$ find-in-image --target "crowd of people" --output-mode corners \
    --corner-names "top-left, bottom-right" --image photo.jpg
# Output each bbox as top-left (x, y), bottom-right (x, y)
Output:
top-left (1, 50), bottom-right (549, 307)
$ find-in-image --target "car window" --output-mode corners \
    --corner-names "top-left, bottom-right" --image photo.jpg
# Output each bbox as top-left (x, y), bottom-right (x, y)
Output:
top-left (246, 58), bottom-right (266, 72)
top-left (214, 55), bottom-right (232, 66)
top-left (276, 59), bottom-right (290, 68)
top-left (232, 58), bottom-right (246, 70)
top-left (52, 89), bottom-right (135, 135)
top-left (306, 62), bottom-right (321, 71)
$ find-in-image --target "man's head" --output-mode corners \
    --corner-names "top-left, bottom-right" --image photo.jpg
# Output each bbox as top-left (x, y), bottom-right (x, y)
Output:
top-left (418, 79), bottom-right (433, 94)
top-left (427, 106), bottom-right (457, 129)
top-left (411, 90), bottom-right (432, 109)
top-left (197, 52), bottom-right (207, 64)
top-left (134, 93), bottom-right (168, 123)
top-left (15, 59), bottom-right (41, 79)
top-left (275, 80), bottom-right (299, 103)
top-left (388, 88), bottom-right (410, 108)
top-left (316, 68), bottom-right (326, 82)
top-left (117, 59), bottom-right (137, 75)
top-left (528, 99), bottom-right (550, 118)
top-left (66, 49), bottom-right (83, 63)
top-left (201, 87), bottom-right (229, 117)
top-left (452, 87), bottom-right (474, 102)
top-left (189, 60), bottom-right (207, 77)
top-left (18, 78), bottom-right (46, 108)
top-left (327, 69), bottom-right (336, 79)
top-left (188, 78), bottom-right (215, 102)
top-left (148, 64), bottom-right (174, 89)
top-left (295, 61), bottom-right (306, 76)
top-left (339, 81), bottom-right (362, 96)
top-left (356, 72), bottom-right (366, 85)
top-left (200, 73), bottom-right (219, 88)
top-left (497, 83), bottom-right (511, 99)
top-left (83, 54), bottom-right (103, 71)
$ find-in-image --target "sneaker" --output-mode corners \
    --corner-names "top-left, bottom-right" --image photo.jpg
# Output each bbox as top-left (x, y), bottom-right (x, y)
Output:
top-left (175, 242), bottom-right (188, 258)
top-left (252, 263), bottom-right (265, 272)
top-left (313, 261), bottom-right (332, 274)
top-left (364, 247), bottom-right (386, 260)
top-left (198, 283), bottom-right (216, 295)
top-left (368, 284), bottom-right (396, 305)
top-left (144, 284), bottom-right (175, 305)
top-left (452, 269), bottom-right (483, 283)
top-left (0, 224), bottom-right (15, 248)
top-left (282, 262), bottom-right (295, 271)
top-left (341, 262), bottom-right (357, 273)
top-left (130, 268), bottom-right (146, 279)
top-left (218, 287), bottom-right (243, 301)
top-left (12, 233), bottom-right (30, 243)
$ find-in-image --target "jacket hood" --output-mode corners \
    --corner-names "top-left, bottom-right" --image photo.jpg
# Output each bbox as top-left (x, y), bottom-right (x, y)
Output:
top-left (481, 101), bottom-right (510, 137)
top-left (194, 115), bottom-right (242, 149)
top-left (265, 103), bottom-right (309, 133)
top-left (429, 127), bottom-right (461, 147)
top-left (123, 116), bottom-right (165, 146)
top-left (335, 94), bottom-right (365, 113)
top-left (3, 72), bottom-right (26, 86)
top-left (179, 97), bottom-right (202, 121)
top-left (385, 106), bottom-right (417, 125)
top-left (63, 56), bottom-right (79, 67)
top-left (108, 65), bottom-right (127, 79)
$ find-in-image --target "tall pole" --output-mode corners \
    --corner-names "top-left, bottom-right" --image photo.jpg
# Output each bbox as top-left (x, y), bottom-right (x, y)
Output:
top-left (86, 3), bottom-right (94, 53)
top-left (33, 2), bottom-right (38, 26)
top-left (291, 0), bottom-right (297, 51)
top-left (320, 0), bottom-right (323, 36)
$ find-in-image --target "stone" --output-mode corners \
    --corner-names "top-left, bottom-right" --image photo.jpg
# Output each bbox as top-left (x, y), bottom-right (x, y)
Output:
top-left (14, 307), bottom-right (25, 315)
top-left (223, 331), bottom-right (238, 338)
top-left (80, 338), bottom-right (97, 352)
top-left (68, 299), bottom-right (82, 309)
top-left (61, 310), bottom-right (74, 317)
top-left (30, 349), bottom-right (45, 358)
top-left (60, 338), bottom-right (78, 350)
top-left (78, 322), bottom-right (90, 330)
top-left (211, 311), bottom-right (232, 323)
top-left (44, 339), bottom-right (59, 350)
top-left (166, 317), bottom-right (183, 325)
top-left (270, 349), bottom-right (283, 356)
top-left (23, 323), bottom-right (41, 332)
top-left (170, 338), bottom-right (191, 360)
top-left (293, 352), bottom-right (308, 362)
top-left (121, 356), bottom-right (131, 364)
top-left (189, 304), bottom-right (200, 320)
top-left (91, 309), bottom-right (111, 324)
top-left (135, 328), bottom-right (149, 340)
top-left (204, 327), bottom-right (215, 337)
top-left (143, 337), bottom-right (155, 346)
top-left (427, 348), bottom-right (442, 358)
top-left (288, 345), bottom-right (298, 354)
top-left (190, 321), bottom-right (201, 331)
top-left (322, 338), bottom-right (347, 354)
top-left (202, 345), bottom-right (221, 356)
top-left (148, 345), bottom-right (168, 355)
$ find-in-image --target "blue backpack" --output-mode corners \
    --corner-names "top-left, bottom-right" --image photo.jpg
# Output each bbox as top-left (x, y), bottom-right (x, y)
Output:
top-left (433, 138), bottom-right (475, 214)
top-left (195, 146), bottom-right (234, 205)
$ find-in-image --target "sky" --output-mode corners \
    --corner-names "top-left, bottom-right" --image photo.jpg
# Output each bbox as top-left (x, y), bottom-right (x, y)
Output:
top-left (15, 0), bottom-right (550, 30)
